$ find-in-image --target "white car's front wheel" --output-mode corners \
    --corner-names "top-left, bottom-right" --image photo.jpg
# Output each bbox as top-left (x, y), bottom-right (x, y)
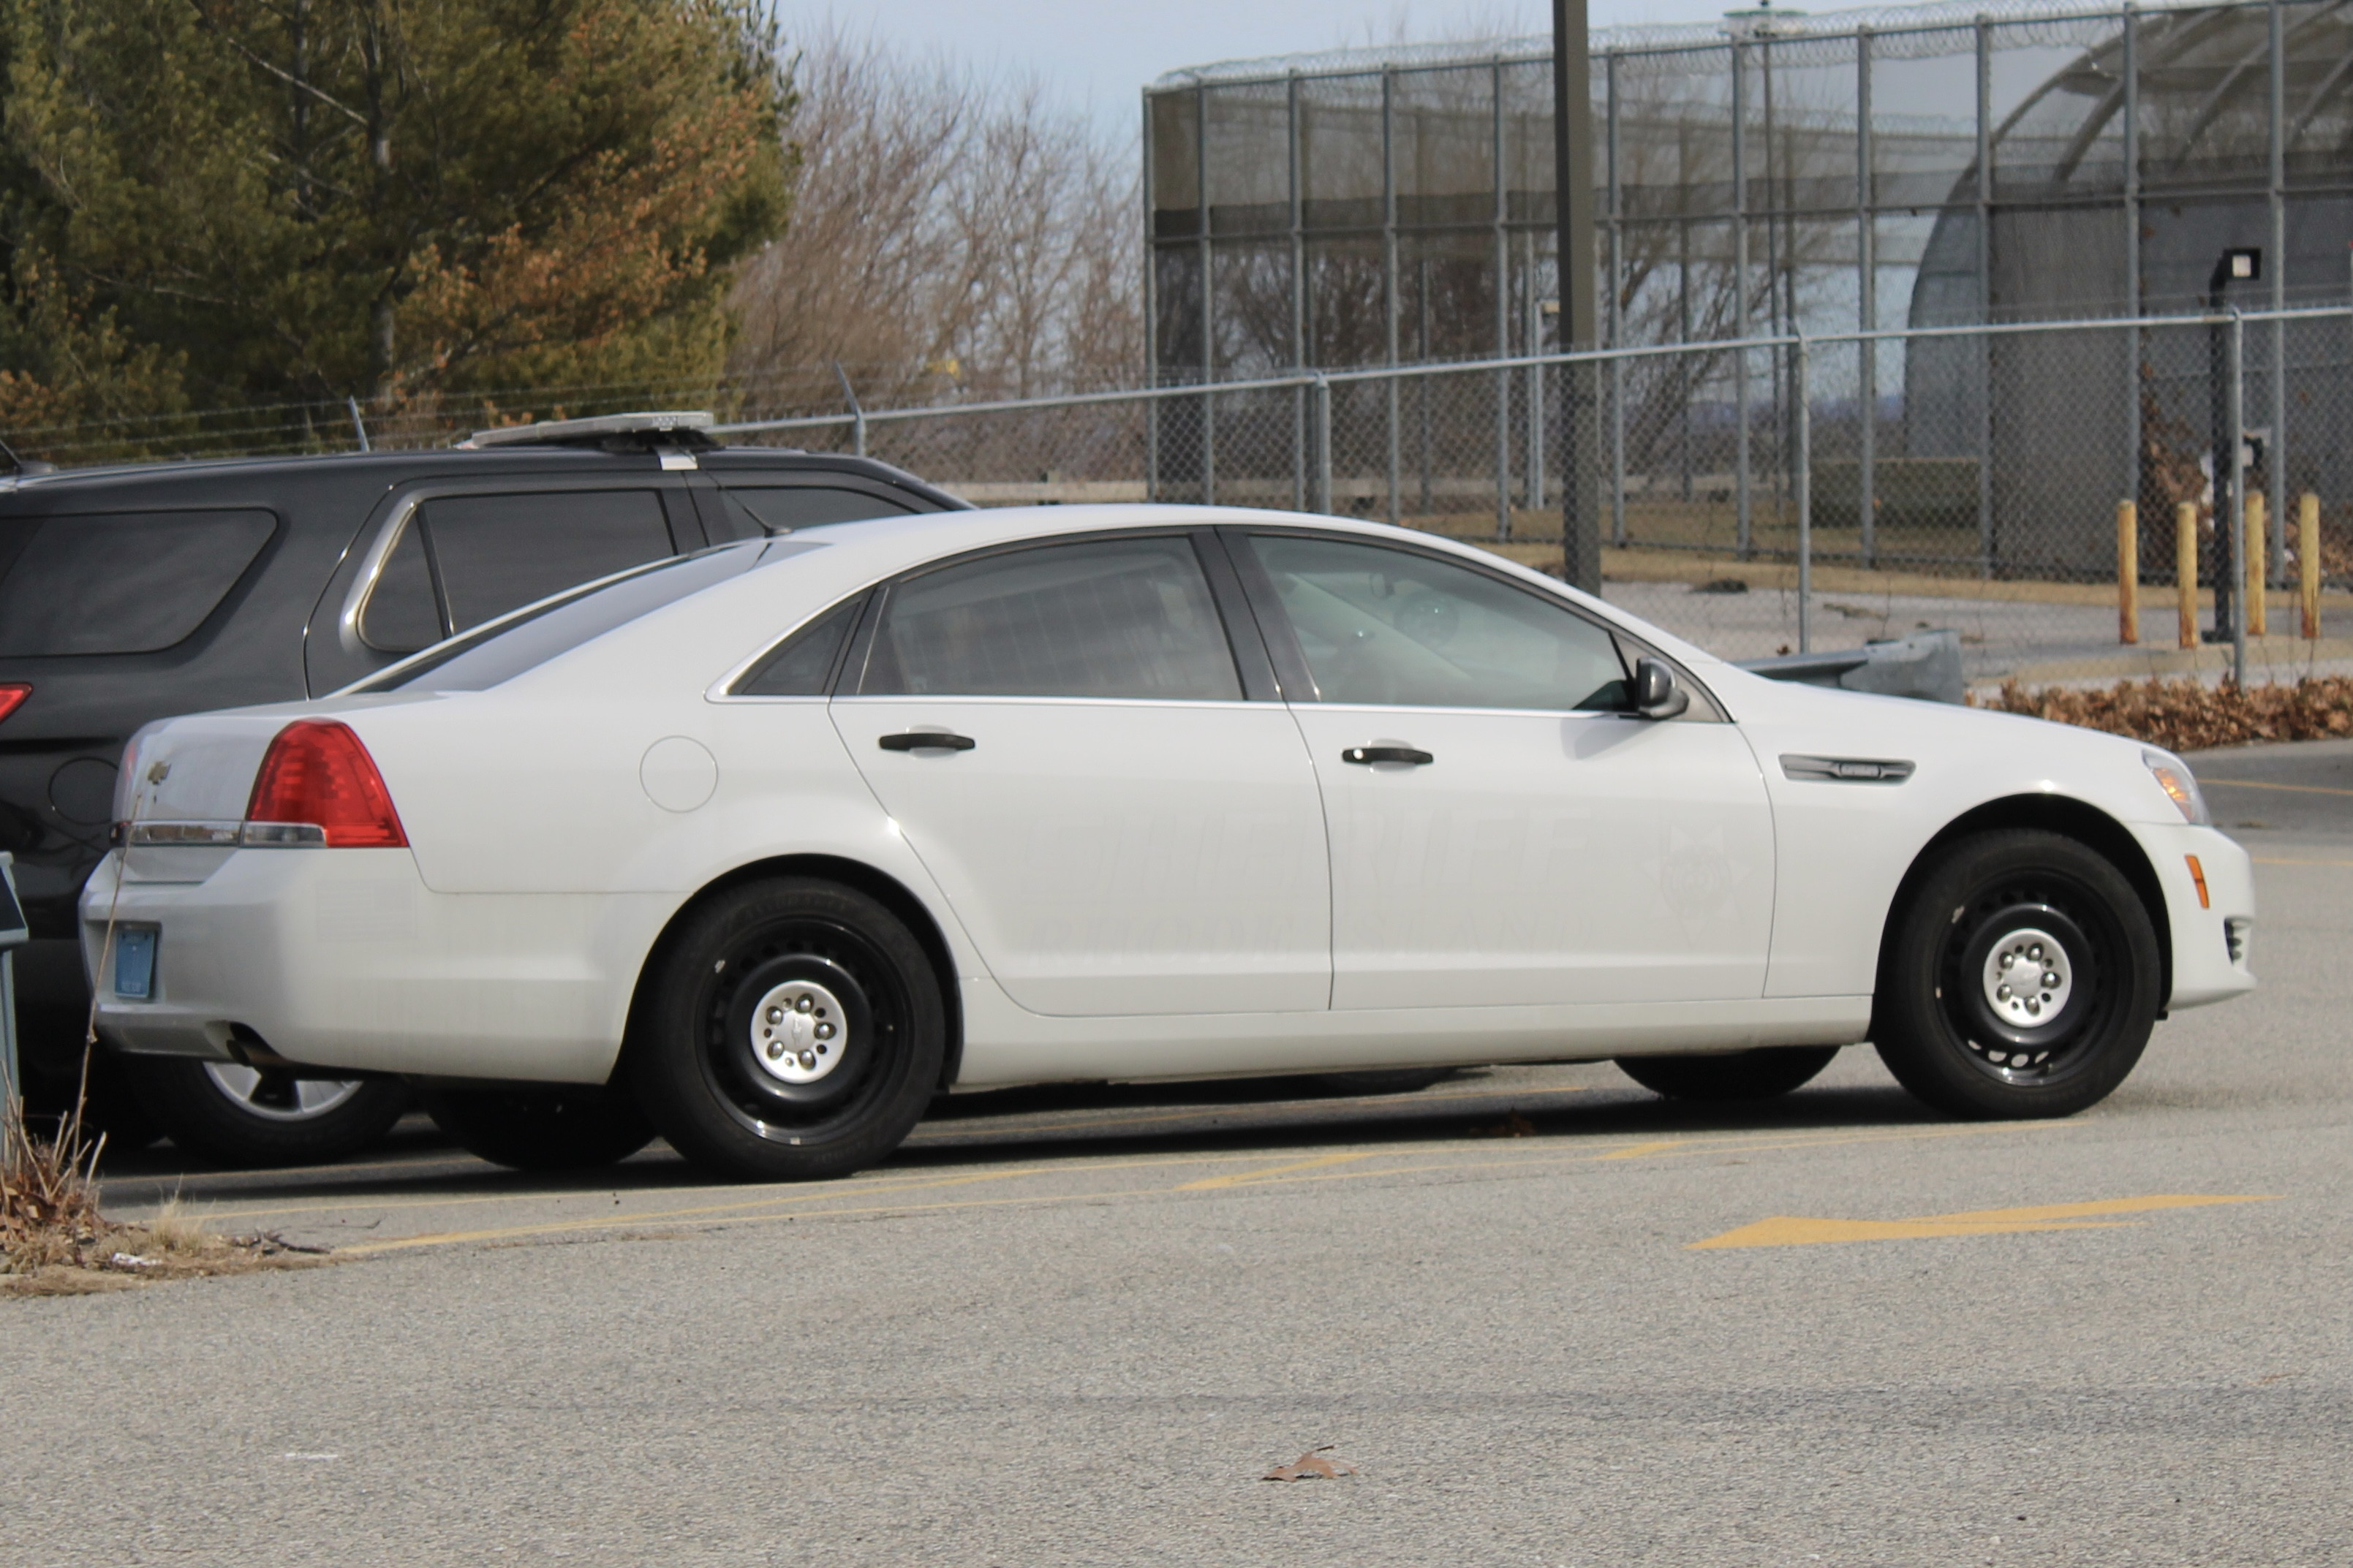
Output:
top-left (1873, 829), bottom-right (2162, 1119)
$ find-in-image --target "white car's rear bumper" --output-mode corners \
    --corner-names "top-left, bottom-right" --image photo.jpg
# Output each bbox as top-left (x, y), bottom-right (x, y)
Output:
top-left (80, 848), bottom-right (657, 1084)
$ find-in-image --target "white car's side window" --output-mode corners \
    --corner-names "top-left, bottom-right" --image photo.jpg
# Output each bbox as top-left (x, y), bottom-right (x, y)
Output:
top-left (1247, 534), bottom-right (1630, 711)
top-left (861, 537), bottom-right (1242, 701)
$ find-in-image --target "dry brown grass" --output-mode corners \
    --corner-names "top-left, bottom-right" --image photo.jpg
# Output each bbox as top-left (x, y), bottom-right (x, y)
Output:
top-left (2, 1099), bottom-right (330, 1298)
top-left (1976, 675), bottom-right (2353, 751)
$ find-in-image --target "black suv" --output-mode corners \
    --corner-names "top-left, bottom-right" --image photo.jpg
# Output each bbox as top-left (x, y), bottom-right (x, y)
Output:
top-left (0, 412), bottom-right (964, 1164)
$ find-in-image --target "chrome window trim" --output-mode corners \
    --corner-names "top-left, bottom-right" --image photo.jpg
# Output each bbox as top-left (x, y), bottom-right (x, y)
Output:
top-left (337, 491), bottom-right (429, 656)
top-left (335, 477), bottom-right (702, 658)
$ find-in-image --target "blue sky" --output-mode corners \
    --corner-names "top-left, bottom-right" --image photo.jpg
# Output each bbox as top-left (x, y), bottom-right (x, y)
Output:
top-left (777, 0), bottom-right (1765, 132)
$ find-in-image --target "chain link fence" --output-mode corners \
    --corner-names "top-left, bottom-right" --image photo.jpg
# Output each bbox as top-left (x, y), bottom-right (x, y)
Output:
top-left (11, 305), bottom-right (2349, 690)
top-left (715, 303), bottom-right (2353, 691)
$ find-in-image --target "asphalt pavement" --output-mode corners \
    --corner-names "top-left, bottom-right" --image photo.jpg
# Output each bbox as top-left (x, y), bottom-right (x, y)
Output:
top-left (3, 740), bottom-right (2348, 1567)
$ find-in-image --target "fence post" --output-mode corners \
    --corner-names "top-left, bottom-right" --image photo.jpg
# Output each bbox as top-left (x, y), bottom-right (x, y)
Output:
top-left (2118, 500), bottom-right (2138, 645)
top-left (2247, 491), bottom-right (2268, 637)
top-left (832, 361), bottom-right (866, 458)
top-left (1794, 330), bottom-right (1811, 656)
top-left (2178, 501), bottom-right (2199, 650)
top-left (1204, 385), bottom-right (1217, 507)
top-left (1495, 363), bottom-right (1512, 542)
top-left (1313, 374), bottom-right (1333, 517)
top-left (2229, 309), bottom-right (2248, 688)
top-left (2301, 491), bottom-right (2322, 639)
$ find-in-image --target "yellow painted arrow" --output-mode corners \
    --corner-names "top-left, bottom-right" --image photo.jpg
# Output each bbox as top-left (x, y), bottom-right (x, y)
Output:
top-left (1691, 1193), bottom-right (2277, 1250)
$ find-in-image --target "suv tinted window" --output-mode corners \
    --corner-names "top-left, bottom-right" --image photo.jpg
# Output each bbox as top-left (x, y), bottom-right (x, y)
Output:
top-left (432, 491), bottom-right (676, 632)
top-left (862, 537), bottom-right (1240, 701)
top-left (0, 510), bottom-right (274, 656)
top-left (364, 539), bottom-right (812, 694)
top-left (1247, 534), bottom-right (1630, 711)
top-left (358, 489), bottom-right (679, 652)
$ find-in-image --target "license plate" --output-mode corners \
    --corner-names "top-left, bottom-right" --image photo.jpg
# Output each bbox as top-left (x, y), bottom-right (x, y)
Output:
top-left (113, 928), bottom-right (156, 1001)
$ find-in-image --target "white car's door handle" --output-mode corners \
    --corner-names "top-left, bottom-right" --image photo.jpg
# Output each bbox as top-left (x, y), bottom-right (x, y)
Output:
top-left (1341, 746), bottom-right (1432, 766)
top-left (877, 731), bottom-right (976, 753)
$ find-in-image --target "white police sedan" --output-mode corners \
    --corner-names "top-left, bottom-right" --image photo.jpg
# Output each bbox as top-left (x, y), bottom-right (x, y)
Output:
top-left (83, 507), bottom-right (2254, 1178)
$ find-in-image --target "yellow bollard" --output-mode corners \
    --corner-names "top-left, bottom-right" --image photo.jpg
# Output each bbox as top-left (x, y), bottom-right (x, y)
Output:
top-left (2303, 491), bottom-right (2323, 640)
top-left (2178, 501), bottom-right (2199, 649)
top-left (2117, 500), bottom-right (2138, 645)
top-left (2247, 491), bottom-right (2267, 637)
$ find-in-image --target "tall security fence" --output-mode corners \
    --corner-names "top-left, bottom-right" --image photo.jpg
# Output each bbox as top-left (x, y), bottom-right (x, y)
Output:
top-left (1144, 1), bottom-right (2353, 398)
top-left (713, 303), bottom-right (2353, 689)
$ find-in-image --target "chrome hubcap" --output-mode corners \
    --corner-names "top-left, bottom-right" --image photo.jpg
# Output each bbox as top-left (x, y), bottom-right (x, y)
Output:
top-left (201, 1064), bottom-right (366, 1122)
top-left (1980, 927), bottom-right (2074, 1029)
top-left (748, 980), bottom-right (847, 1086)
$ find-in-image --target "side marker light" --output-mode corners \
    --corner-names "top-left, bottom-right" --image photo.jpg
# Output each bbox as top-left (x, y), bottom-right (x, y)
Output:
top-left (2186, 855), bottom-right (2210, 909)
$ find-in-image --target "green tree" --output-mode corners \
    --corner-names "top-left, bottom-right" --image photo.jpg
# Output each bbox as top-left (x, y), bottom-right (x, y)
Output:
top-left (0, 0), bottom-right (792, 445)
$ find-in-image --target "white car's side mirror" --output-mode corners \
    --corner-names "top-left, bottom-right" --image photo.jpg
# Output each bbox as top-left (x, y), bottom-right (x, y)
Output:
top-left (1633, 657), bottom-right (1690, 721)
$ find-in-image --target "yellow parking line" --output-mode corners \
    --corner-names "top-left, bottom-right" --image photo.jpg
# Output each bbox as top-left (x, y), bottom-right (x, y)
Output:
top-left (286, 1118), bottom-right (2055, 1256)
top-left (1598, 1138), bottom-right (1689, 1161)
top-left (2204, 776), bottom-right (2353, 798)
top-left (1692, 1192), bottom-right (2276, 1249)
top-left (1175, 1151), bottom-right (1377, 1190)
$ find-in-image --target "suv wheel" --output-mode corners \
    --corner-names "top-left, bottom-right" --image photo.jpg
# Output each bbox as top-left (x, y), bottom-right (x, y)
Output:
top-left (129, 1057), bottom-right (410, 1168)
top-left (423, 1086), bottom-right (656, 1171)
top-left (1615, 1045), bottom-right (1840, 1102)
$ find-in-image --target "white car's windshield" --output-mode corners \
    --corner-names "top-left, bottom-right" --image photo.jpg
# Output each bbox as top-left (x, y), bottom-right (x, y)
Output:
top-left (357, 537), bottom-right (821, 694)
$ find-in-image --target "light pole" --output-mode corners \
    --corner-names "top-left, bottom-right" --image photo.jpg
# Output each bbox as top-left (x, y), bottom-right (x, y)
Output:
top-left (1551, 0), bottom-right (1599, 592)
top-left (2207, 246), bottom-right (2259, 642)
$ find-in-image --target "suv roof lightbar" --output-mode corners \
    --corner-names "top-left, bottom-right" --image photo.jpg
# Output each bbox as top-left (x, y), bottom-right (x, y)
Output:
top-left (458, 410), bottom-right (720, 452)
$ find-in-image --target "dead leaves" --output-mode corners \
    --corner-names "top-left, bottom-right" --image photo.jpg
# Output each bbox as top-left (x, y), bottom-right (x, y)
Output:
top-left (1978, 675), bottom-right (2353, 751)
top-left (1264, 1446), bottom-right (1357, 1482)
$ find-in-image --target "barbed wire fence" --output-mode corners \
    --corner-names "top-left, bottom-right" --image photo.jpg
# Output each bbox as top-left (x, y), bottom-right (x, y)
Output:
top-left (12, 304), bottom-right (2352, 691)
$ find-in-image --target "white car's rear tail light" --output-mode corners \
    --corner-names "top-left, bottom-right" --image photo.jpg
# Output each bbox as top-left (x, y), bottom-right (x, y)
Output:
top-left (242, 720), bottom-right (408, 848)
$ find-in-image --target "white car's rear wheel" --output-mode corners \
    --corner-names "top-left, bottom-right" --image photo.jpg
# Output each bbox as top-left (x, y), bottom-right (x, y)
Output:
top-left (1873, 830), bottom-right (2161, 1118)
top-left (629, 878), bottom-right (944, 1181)
top-left (1614, 1045), bottom-right (1839, 1102)
top-left (129, 1056), bottom-right (409, 1167)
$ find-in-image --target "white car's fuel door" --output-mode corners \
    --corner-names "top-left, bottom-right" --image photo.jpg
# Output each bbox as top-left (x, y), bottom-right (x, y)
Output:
top-left (1233, 531), bottom-right (1775, 1011)
top-left (830, 533), bottom-right (1330, 1018)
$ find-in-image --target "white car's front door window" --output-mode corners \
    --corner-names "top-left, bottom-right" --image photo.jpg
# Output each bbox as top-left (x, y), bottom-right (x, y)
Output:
top-left (1245, 533), bottom-right (1775, 1012)
top-left (832, 535), bottom-right (1331, 1018)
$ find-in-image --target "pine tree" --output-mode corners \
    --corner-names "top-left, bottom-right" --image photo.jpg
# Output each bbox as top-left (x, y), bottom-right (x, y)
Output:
top-left (0, 0), bottom-right (793, 448)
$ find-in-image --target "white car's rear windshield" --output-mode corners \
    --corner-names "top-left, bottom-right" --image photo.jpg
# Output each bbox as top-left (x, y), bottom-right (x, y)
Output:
top-left (358, 538), bottom-right (821, 693)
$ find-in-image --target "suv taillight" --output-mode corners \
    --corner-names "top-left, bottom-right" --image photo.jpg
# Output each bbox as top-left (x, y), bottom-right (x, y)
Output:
top-left (243, 720), bottom-right (408, 848)
top-left (0, 683), bottom-right (27, 725)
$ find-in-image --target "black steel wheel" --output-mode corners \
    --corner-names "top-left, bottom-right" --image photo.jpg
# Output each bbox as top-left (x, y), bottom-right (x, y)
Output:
top-left (1873, 829), bottom-right (2161, 1118)
top-left (423, 1086), bottom-right (655, 1171)
top-left (627, 878), bottom-right (944, 1181)
top-left (1614, 1045), bottom-right (1839, 1102)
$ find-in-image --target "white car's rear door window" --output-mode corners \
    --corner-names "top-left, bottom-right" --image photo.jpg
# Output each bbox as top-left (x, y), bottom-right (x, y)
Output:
top-left (832, 534), bottom-right (1330, 1020)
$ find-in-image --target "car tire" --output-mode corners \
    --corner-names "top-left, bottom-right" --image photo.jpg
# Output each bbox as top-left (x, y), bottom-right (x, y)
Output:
top-left (422, 1086), bottom-right (656, 1172)
top-left (1313, 1068), bottom-right (1455, 1095)
top-left (23, 1048), bottom-right (167, 1154)
top-left (627, 878), bottom-right (945, 1182)
top-left (1873, 829), bottom-right (2161, 1120)
top-left (127, 1057), bottom-right (410, 1168)
top-left (1614, 1045), bottom-right (1839, 1102)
